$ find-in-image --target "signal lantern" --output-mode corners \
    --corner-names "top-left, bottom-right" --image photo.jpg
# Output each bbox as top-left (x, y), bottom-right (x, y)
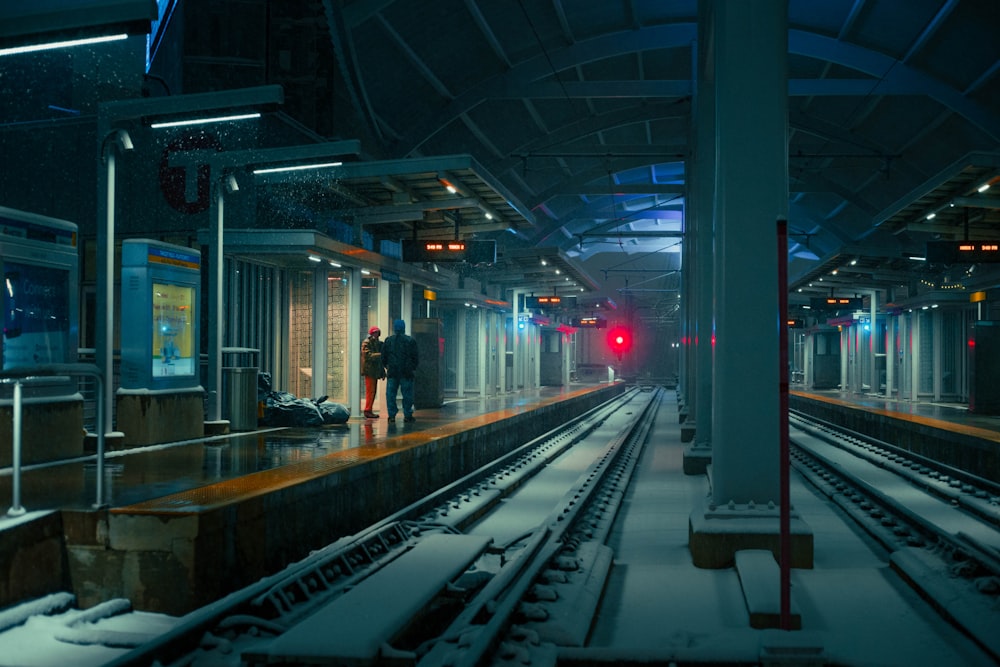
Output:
top-left (606, 325), bottom-right (632, 360)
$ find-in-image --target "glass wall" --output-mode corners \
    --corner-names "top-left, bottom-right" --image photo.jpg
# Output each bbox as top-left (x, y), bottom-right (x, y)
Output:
top-left (326, 269), bottom-right (350, 403)
top-left (464, 309), bottom-right (480, 393)
top-left (289, 270), bottom-right (314, 398)
top-left (224, 257), bottom-right (281, 386)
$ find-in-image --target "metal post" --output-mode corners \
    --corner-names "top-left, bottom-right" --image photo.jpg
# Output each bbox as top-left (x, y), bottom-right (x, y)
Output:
top-left (93, 370), bottom-right (107, 508)
top-left (1, 365), bottom-right (107, 511)
top-left (8, 380), bottom-right (25, 516)
top-left (777, 218), bottom-right (792, 630)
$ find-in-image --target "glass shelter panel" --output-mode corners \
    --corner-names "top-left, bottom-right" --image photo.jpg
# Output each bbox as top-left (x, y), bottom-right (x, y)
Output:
top-left (2, 262), bottom-right (71, 369)
top-left (919, 311), bottom-right (934, 396)
top-left (465, 309), bottom-right (480, 393)
top-left (224, 258), bottom-right (280, 385)
top-left (326, 270), bottom-right (349, 403)
top-left (289, 271), bottom-right (313, 398)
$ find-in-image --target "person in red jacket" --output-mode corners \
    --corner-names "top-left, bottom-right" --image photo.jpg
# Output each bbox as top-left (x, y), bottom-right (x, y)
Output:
top-left (360, 326), bottom-right (384, 418)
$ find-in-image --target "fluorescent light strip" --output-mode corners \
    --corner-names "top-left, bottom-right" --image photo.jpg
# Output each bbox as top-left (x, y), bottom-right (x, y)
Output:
top-left (252, 161), bottom-right (343, 175)
top-left (150, 112), bottom-right (261, 129)
top-left (0, 33), bottom-right (128, 57)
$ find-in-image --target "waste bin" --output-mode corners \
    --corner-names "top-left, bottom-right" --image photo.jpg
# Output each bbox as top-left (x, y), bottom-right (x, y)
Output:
top-left (222, 347), bottom-right (259, 431)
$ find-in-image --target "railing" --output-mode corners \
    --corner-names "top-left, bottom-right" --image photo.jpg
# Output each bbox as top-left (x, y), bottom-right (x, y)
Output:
top-left (1, 363), bottom-right (107, 514)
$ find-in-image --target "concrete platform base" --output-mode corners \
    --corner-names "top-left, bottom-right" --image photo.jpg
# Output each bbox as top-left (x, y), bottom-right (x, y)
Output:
top-left (680, 423), bottom-right (696, 443)
top-left (678, 406), bottom-right (689, 423)
top-left (204, 420), bottom-right (230, 436)
top-left (689, 497), bottom-right (814, 569)
top-left (83, 431), bottom-right (126, 454)
top-left (82, 383), bottom-right (626, 614)
top-left (682, 445), bottom-right (711, 474)
top-left (0, 397), bottom-right (83, 466)
top-left (116, 388), bottom-right (205, 447)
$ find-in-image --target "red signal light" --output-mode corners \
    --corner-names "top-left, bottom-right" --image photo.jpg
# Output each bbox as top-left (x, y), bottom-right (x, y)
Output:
top-left (606, 325), bottom-right (632, 360)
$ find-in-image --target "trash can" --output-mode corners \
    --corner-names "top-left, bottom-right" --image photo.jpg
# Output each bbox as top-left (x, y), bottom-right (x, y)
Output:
top-left (222, 347), bottom-right (259, 431)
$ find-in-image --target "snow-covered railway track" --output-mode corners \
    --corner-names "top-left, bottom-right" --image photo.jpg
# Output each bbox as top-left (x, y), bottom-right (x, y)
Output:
top-left (0, 386), bottom-right (660, 667)
top-left (789, 411), bottom-right (1000, 662)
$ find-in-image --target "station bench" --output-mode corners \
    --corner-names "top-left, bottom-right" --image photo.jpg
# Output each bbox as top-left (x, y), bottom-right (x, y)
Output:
top-left (735, 549), bottom-right (801, 630)
top-left (245, 532), bottom-right (493, 665)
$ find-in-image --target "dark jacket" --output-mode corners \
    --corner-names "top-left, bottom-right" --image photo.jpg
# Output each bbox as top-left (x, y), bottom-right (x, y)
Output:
top-left (382, 333), bottom-right (419, 379)
top-left (361, 336), bottom-right (384, 378)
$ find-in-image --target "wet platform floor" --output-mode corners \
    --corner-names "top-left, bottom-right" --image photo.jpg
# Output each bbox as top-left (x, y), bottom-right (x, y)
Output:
top-left (792, 388), bottom-right (1000, 443)
top-left (1, 384), bottom-right (605, 515)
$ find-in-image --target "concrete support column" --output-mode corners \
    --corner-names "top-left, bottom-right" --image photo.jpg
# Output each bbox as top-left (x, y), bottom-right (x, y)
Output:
top-left (683, 17), bottom-right (716, 471)
top-left (478, 310), bottom-right (489, 396)
top-left (841, 327), bottom-right (850, 392)
top-left (457, 308), bottom-right (467, 398)
top-left (886, 315), bottom-right (896, 397)
top-left (689, 0), bottom-right (812, 569)
top-left (870, 291), bottom-right (879, 394)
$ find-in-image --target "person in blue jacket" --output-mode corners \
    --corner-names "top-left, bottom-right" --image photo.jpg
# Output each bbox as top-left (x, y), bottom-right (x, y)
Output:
top-left (381, 319), bottom-right (419, 422)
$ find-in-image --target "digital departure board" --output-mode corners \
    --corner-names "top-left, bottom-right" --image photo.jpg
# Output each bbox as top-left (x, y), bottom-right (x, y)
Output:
top-left (810, 296), bottom-right (863, 310)
top-left (525, 295), bottom-right (561, 309)
top-left (401, 239), bottom-right (496, 263)
top-left (573, 316), bottom-right (607, 328)
top-left (926, 240), bottom-right (1000, 263)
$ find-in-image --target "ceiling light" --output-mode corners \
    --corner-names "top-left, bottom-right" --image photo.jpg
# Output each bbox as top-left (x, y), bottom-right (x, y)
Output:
top-left (361, 269), bottom-right (371, 275)
top-left (150, 112), bottom-right (261, 129)
top-left (926, 212), bottom-right (936, 220)
top-left (252, 161), bottom-right (342, 175)
top-left (978, 183), bottom-right (991, 193)
top-left (308, 255), bottom-right (321, 262)
top-left (0, 33), bottom-right (128, 57)
top-left (329, 261), bottom-right (341, 268)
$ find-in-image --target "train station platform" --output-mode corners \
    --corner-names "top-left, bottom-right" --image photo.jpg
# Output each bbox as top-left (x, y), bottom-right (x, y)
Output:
top-left (790, 389), bottom-right (1000, 485)
top-left (0, 382), bottom-right (625, 615)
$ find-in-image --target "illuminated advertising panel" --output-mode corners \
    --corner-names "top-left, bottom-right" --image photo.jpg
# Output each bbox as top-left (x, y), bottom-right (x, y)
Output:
top-left (152, 282), bottom-right (195, 377)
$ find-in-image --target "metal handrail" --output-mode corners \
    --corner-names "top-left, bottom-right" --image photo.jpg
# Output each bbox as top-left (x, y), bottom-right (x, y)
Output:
top-left (0, 363), bottom-right (106, 514)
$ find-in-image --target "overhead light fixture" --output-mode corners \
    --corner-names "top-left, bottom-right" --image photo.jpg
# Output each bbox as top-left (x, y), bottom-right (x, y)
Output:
top-left (329, 261), bottom-right (341, 268)
top-left (150, 112), bottom-right (261, 129)
top-left (308, 255), bottom-right (322, 262)
top-left (361, 269), bottom-right (371, 275)
top-left (925, 212), bottom-right (936, 220)
top-left (252, 161), bottom-right (343, 175)
top-left (978, 183), bottom-right (991, 193)
top-left (0, 33), bottom-right (128, 57)
top-left (437, 173), bottom-right (462, 195)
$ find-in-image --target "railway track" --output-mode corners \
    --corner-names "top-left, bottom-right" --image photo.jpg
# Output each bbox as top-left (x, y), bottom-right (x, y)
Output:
top-left (789, 409), bottom-right (1000, 662)
top-left (5, 392), bottom-right (998, 665)
top-left (15, 385), bottom-right (656, 667)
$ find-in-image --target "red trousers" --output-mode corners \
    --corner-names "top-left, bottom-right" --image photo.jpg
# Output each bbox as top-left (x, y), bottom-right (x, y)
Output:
top-left (364, 376), bottom-right (379, 412)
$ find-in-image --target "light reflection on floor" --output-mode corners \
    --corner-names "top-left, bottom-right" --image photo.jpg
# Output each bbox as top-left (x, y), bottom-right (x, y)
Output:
top-left (0, 385), bottom-right (600, 513)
